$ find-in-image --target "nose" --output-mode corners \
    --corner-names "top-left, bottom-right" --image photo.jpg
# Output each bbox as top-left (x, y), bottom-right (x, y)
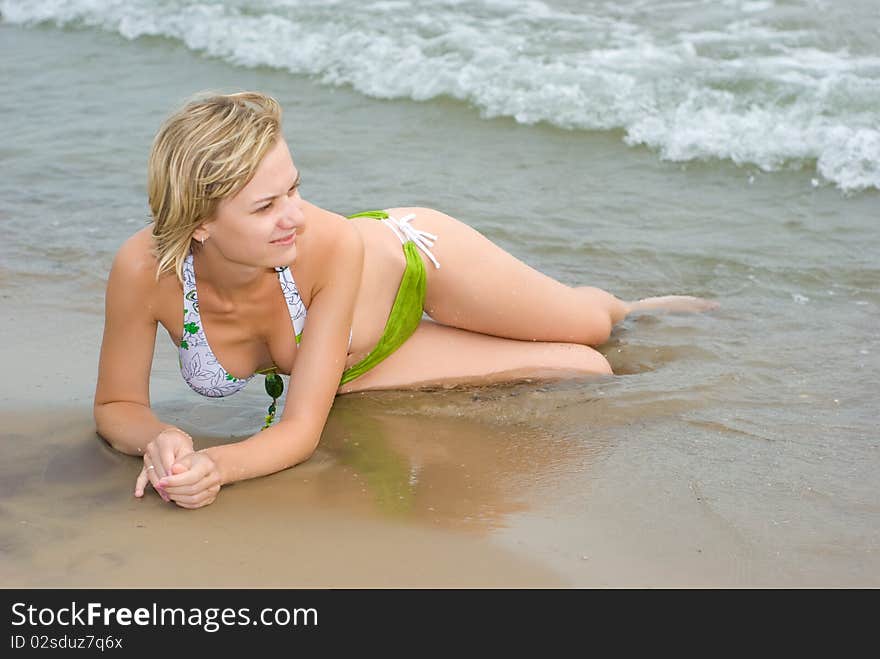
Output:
top-left (278, 194), bottom-right (304, 228)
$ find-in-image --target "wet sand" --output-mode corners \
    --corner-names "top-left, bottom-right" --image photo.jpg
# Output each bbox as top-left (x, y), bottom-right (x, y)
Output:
top-left (0, 301), bottom-right (667, 587)
top-left (0, 296), bottom-right (564, 587)
top-left (0, 400), bottom-right (729, 588)
top-left (1, 408), bottom-right (564, 588)
top-left (4, 302), bottom-right (875, 588)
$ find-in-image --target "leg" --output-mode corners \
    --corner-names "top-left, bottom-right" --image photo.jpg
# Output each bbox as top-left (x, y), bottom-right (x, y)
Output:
top-left (337, 319), bottom-right (612, 394)
top-left (387, 207), bottom-right (622, 347)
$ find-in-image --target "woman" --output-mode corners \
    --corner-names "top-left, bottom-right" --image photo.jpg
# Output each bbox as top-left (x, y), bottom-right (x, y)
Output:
top-left (94, 91), bottom-right (718, 509)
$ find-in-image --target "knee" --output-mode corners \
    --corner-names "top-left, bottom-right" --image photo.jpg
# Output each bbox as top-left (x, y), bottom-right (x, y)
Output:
top-left (575, 287), bottom-right (617, 346)
top-left (583, 311), bottom-right (613, 347)
top-left (569, 344), bottom-right (614, 376)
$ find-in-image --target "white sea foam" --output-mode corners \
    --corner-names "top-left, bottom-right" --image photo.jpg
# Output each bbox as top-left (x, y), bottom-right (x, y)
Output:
top-left (2, 0), bottom-right (878, 191)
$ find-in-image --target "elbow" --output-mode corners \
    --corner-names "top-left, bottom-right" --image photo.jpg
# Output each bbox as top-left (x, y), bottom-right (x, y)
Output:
top-left (273, 447), bottom-right (315, 475)
top-left (291, 439), bottom-right (319, 467)
top-left (292, 450), bottom-right (315, 469)
top-left (93, 404), bottom-right (113, 448)
top-left (93, 401), bottom-right (113, 430)
top-left (95, 427), bottom-right (142, 457)
top-left (93, 403), bottom-right (143, 456)
top-left (279, 424), bottom-right (320, 469)
top-left (93, 405), bottom-right (112, 448)
top-left (254, 410), bottom-right (324, 474)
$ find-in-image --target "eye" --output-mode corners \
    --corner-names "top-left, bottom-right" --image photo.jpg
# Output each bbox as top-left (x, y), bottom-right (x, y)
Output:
top-left (288, 172), bottom-right (302, 195)
top-left (255, 202), bottom-right (272, 213)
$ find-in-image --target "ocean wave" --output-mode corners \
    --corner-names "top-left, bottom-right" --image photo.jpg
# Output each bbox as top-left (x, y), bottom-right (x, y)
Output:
top-left (2, 0), bottom-right (878, 191)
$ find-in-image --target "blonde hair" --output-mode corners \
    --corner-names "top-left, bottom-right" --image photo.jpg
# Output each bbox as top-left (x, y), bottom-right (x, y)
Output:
top-left (148, 91), bottom-right (283, 283)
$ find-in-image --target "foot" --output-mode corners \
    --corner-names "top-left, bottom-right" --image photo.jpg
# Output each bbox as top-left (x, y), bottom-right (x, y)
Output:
top-left (627, 295), bottom-right (720, 315)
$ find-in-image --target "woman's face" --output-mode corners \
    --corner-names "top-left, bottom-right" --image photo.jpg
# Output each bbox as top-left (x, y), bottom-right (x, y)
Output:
top-left (198, 138), bottom-right (306, 268)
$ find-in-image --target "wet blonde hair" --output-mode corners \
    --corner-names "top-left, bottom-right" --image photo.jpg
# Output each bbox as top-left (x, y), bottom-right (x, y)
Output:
top-left (148, 91), bottom-right (283, 283)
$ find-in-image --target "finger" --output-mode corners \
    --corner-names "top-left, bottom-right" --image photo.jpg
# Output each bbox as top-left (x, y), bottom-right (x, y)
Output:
top-left (144, 458), bottom-right (170, 502)
top-left (162, 461), bottom-right (191, 485)
top-left (159, 474), bottom-right (202, 490)
top-left (146, 446), bottom-right (169, 480)
top-left (172, 489), bottom-right (218, 508)
top-left (174, 500), bottom-right (211, 510)
top-left (134, 467), bottom-right (149, 497)
top-left (170, 491), bottom-right (209, 505)
top-left (159, 444), bottom-right (178, 476)
top-left (159, 460), bottom-right (209, 488)
top-left (162, 473), bottom-right (218, 497)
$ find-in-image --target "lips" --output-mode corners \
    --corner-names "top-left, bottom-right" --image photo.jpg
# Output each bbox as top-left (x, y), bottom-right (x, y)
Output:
top-left (271, 232), bottom-right (296, 245)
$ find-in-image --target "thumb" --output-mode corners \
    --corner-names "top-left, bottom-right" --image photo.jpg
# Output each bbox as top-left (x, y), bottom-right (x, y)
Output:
top-left (171, 461), bottom-right (190, 475)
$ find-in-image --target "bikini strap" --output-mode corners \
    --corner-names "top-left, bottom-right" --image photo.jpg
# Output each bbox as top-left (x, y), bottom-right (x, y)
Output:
top-left (346, 210), bottom-right (389, 220)
top-left (274, 266), bottom-right (308, 345)
top-left (347, 210), bottom-right (440, 269)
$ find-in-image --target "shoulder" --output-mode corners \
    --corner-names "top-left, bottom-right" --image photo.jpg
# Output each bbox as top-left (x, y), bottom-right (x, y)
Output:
top-left (326, 214), bottom-right (364, 270)
top-left (111, 223), bottom-right (152, 269)
top-left (309, 213), bottom-right (364, 295)
top-left (106, 225), bottom-right (164, 299)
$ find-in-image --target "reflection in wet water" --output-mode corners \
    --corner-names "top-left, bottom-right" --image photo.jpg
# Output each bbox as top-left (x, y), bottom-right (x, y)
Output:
top-left (0, 383), bottom-right (621, 586)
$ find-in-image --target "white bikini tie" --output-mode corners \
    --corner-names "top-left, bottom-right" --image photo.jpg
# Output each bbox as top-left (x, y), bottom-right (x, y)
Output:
top-left (382, 213), bottom-right (441, 269)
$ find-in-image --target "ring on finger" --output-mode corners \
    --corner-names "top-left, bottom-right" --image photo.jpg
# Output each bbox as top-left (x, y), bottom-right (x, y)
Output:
top-left (147, 465), bottom-right (156, 471)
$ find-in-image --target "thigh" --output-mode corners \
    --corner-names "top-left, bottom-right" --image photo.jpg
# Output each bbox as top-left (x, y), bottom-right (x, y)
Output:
top-left (337, 319), bottom-right (612, 394)
top-left (387, 207), bottom-right (607, 345)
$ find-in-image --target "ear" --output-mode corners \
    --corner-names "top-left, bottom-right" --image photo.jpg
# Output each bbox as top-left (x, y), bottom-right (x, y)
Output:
top-left (192, 220), bottom-right (212, 244)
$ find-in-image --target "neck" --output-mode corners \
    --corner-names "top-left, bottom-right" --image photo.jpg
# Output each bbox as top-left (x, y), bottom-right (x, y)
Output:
top-left (192, 243), bottom-right (269, 305)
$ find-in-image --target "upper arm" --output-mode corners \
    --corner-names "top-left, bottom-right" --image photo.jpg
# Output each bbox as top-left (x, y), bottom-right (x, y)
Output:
top-left (278, 220), bottom-right (364, 443)
top-left (93, 234), bottom-right (160, 410)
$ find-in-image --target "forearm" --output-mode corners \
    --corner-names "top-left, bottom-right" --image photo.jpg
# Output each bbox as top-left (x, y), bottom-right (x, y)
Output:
top-left (94, 401), bottom-right (178, 455)
top-left (201, 418), bottom-right (319, 486)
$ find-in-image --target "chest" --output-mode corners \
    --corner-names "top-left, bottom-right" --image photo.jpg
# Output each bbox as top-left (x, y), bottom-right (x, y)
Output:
top-left (155, 267), bottom-right (314, 379)
top-left (151, 215), bottom-right (407, 377)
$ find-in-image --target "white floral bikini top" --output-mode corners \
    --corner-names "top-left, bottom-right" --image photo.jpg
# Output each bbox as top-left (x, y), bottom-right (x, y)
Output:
top-left (177, 249), bottom-right (351, 398)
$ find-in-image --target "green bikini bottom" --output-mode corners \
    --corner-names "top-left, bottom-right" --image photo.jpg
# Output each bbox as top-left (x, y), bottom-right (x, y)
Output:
top-left (338, 210), bottom-right (436, 386)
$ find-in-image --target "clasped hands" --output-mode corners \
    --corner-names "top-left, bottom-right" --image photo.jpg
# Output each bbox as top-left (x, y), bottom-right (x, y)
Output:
top-left (134, 428), bottom-right (221, 509)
